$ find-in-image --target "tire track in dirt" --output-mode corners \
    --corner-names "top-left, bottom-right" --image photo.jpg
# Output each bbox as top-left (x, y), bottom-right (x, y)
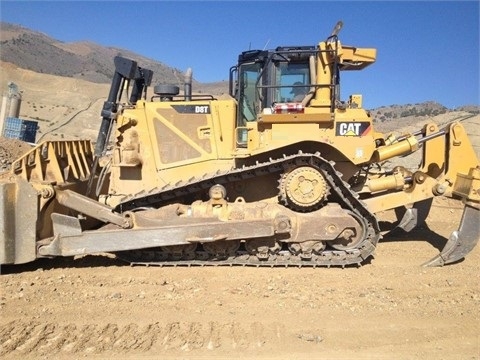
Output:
top-left (0, 320), bottom-right (291, 356)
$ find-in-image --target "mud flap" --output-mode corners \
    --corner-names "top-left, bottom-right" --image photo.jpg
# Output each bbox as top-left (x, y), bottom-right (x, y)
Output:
top-left (423, 204), bottom-right (480, 267)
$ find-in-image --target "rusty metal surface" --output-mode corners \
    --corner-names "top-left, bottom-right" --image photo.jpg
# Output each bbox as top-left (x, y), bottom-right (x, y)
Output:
top-left (11, 140), bottom-right (94, 183)
top-left (56, 189), bottom-right (130, 228)
top-left (38, 214), bottom-right (278, 257)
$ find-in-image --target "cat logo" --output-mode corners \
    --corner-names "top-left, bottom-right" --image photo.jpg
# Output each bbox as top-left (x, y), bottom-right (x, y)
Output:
top-left (336, 122), bottom-right (371, 136)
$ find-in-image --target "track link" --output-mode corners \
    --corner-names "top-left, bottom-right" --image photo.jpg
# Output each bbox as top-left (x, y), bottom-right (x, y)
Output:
top-left (115, 152), bottom-right (381, 268)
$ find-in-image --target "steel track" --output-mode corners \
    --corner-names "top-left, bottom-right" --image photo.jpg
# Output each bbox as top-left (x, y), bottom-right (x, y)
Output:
top-left (115, 152), bottom-right (381, 268)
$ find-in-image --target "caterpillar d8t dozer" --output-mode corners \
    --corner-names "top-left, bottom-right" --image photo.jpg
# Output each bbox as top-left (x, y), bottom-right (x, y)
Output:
top-left (1, 22), bottom-right (478, 268)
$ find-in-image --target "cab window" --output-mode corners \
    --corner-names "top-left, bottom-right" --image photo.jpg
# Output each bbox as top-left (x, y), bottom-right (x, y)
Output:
top-left (274, 62), bottom-right (309, 103)
top-left (237, 62), bottom-right (261, 125)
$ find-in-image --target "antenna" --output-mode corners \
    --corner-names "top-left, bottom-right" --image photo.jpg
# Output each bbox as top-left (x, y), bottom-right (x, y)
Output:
top-left (262, 39), bottom-right (271, 50)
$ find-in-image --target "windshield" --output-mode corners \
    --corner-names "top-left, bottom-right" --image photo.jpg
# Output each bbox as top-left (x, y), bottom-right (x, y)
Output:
top-left (274, 62), bottom-right (310, 103)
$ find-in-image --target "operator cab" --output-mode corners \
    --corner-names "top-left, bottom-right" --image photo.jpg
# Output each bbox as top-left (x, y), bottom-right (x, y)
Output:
top-left (230, 46), bottom-right (315, 126)
top-left (229, 29), bottom-right (376, 148)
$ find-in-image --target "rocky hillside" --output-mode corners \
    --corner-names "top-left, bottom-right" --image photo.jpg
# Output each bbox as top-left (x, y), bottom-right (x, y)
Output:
top-left (370, 101), bottom-right (450, 122)
top-left (0, 22), bottom-right (215, 89)
top-left (369, 102), bottom-right (479, 132)
top-left (0, 22), bottom-right (230, 97)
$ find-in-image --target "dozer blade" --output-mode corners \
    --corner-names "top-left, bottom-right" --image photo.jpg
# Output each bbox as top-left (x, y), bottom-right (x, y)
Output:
top-left (423, 204), bottom-right (480, 267)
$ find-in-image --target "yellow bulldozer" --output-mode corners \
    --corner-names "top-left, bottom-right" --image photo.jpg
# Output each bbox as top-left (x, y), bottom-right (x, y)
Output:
top-left (1, 22), bottom-right (478, 267)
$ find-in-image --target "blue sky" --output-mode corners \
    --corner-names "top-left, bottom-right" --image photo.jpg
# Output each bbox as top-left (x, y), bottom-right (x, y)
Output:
top-left (1, 1), bottom-right (479, 109)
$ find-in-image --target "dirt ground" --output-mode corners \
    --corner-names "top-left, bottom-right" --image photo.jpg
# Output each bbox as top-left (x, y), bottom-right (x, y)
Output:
top-left (1, 196), bottom-right (478, 360)
top-left (0, 136), bottom-right (33, 171)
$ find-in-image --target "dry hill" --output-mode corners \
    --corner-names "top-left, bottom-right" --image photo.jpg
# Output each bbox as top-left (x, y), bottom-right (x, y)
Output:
top-left (0, 22), bottom-right (188, 85)
top-left (0, 22), bottom-right (229, 95)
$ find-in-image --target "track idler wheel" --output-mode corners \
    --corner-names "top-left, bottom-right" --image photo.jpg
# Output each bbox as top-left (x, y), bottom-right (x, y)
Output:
top-left (329, 211), bottom-right (367, 250)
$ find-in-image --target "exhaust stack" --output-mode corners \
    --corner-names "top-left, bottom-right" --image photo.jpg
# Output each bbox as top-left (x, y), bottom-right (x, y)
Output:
top-left (184, 68), bottom-right (192, 101)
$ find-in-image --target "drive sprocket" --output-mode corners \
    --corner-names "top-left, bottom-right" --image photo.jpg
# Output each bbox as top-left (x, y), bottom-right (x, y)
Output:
top-left (279, 166), bottom-right (328, 212)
